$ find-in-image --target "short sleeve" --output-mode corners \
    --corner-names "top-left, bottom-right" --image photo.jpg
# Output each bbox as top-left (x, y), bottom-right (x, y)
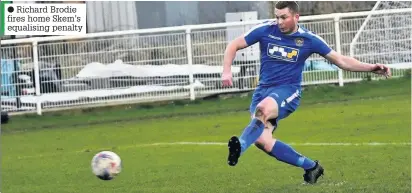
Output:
top-left (243, 22), bottom-right (270, 46)
top-left (310, 32), bottom-right (332, 56)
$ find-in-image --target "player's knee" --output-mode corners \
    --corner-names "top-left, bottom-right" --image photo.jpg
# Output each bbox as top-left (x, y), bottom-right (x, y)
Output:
top-left (254, 97), bottom-right (279, 121)
top-left (253, 105), bottom-right (265, 120)
top-left (254, 137), bottom-right (276, 153)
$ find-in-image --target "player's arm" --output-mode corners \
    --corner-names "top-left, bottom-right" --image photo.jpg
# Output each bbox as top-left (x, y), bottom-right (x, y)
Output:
top-left (222, 22), bottom-right (266, 86)
top-left (311, 34), bottom-right (391, 78)
top-left (223, 36), bottom-right (249, 75)
top-left (324, 51), bottom-right (391, 78)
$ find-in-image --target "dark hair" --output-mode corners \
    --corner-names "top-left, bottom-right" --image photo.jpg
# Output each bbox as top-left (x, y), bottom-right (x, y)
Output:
top-left (275, 1), bottom-right (300, 14)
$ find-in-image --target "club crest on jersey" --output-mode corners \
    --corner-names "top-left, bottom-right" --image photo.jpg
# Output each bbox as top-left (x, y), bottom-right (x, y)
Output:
top-left (267, 43), bottom-right (299, 62)
top-left (295, 38), bottom-right (304, 46)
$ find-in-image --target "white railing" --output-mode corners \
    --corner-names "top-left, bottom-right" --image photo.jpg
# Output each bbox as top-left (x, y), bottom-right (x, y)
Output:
top-left (1, 8), bottom-right (411, 115)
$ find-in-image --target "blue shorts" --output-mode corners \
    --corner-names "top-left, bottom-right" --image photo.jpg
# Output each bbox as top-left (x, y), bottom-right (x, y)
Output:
top-left (249, 84), bottom-right (301, 131)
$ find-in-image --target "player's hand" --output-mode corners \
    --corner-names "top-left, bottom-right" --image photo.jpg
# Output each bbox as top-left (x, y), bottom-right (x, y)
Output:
top-left (371, 63), bottom-right (391, 79)
top-left (222, 71), bottom-right (233, 87)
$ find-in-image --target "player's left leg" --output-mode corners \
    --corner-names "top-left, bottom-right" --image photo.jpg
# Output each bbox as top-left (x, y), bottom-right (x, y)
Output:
top-left (254, 127), bottom-right (324, 184)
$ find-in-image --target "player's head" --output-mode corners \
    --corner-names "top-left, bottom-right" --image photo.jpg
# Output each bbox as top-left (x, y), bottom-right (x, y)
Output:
top-left (274, 1), bottom-right (300, 34)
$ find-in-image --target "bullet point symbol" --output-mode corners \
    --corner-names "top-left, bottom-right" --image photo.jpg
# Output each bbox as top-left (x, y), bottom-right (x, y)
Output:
top-left (7, 6), bottom-right (14, 13)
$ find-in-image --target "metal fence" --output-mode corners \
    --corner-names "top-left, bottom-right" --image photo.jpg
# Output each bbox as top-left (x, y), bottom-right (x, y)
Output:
top-left (1, 8), bottom-right (411, 115)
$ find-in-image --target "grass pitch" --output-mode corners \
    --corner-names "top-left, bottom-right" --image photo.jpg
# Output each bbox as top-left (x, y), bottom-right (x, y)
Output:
top-left (2, 77), bottom-right (411, 193)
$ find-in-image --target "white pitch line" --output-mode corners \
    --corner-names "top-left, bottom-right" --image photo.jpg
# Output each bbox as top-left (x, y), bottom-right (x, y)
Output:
top-left (132, 142), bottom-right (412, 147)
top-left (7, 142), bottom-right (411, 160)
top-left (288, 142), bottom-right (412, 146)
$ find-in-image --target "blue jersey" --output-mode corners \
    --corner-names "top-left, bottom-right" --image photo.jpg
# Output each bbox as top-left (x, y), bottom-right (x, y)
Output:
top-left (244, 21), bottom-right (332, 87)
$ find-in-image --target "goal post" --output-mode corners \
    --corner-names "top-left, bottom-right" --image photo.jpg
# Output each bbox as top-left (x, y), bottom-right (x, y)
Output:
top-left (349, 1), bottom-right (412, 70)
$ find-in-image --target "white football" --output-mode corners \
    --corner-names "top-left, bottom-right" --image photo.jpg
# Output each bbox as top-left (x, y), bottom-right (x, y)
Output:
top-left (91, 151), bottom-right (122, 180)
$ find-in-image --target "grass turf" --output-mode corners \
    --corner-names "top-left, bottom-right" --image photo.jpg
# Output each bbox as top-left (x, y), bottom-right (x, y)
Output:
top-left (2, 77), bottom-right (411, 193)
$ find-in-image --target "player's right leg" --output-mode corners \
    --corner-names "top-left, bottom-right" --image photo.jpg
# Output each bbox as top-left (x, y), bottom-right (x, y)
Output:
top-left (227, 87), bottom-right (279, 166)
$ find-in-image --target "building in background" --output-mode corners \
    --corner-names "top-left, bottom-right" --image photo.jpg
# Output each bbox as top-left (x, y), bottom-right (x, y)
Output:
top-left (85, 1), bottom-right (377, 33)
top-left (85, 1), bottom-right (261, 32)
top-left (0, 1), bottom-right (377, 36)
top-left (86, 1), bottom-right (139, 33)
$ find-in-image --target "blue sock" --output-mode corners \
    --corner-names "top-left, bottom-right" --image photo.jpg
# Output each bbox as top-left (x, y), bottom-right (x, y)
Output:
top-left (269, 140), bottom-right (316, 170)
top-left (239, 118), bottom-right (265, 154)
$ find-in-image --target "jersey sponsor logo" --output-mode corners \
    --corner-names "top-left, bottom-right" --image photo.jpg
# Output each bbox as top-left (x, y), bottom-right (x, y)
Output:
top-left (267, 43), bottom-right (299, 62)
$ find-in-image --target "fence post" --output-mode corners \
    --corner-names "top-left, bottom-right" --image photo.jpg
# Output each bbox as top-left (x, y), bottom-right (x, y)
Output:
top-left (334, 15), bottom-right (344, 87)
top-left (32, 40), bottom-right (42, 115)
top-left (186, 27), bottom-right (195, 100)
